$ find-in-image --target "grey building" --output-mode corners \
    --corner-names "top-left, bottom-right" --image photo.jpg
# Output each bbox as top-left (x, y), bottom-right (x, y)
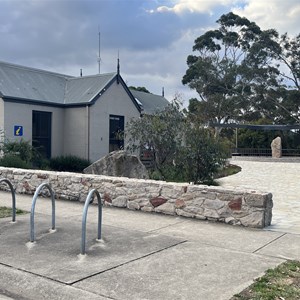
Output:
top-left (0, 61), bottom-right (169, 162)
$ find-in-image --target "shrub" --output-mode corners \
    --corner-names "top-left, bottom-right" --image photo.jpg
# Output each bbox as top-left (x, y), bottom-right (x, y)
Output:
top-left (2, 139), bottom-right (40, 163)
top-left (0, 155), bottom-right (31, 169)
top-left (176, 127), bottom-right (226, 184)
top-left (49, 155), bottom-right (91, 173)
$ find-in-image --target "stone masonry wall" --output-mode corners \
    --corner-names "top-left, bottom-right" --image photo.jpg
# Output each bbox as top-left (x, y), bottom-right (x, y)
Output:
top-left (0, 167), bottom-right (273, 228)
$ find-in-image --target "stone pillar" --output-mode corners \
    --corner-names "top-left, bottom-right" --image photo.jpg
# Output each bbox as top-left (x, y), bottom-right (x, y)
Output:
top-left (271, 136), bottom-right (282, 158)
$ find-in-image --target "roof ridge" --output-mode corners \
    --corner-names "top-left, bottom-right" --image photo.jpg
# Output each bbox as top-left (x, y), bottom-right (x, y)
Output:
top-left (0, 60), bottom-right (74, 79)
top-left (66, 72), bottom-right (117, 81)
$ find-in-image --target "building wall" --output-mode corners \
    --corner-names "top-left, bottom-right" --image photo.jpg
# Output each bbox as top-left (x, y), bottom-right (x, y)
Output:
top-left (2, 101), bottom-right (64, 157)
top-left (63, 106), bottom-right (87, 159)
top-left (88, 81), bottom-right (140, 162)
top-left (0, 81), bottom-right (140, 162)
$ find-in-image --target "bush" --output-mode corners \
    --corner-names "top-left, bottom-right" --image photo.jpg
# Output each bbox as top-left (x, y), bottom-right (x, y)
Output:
top-left (2, 139), bottom-right (40, 163)
top-left (176, 127), bottom-right (226, 184)
top-left (0, 155), bottom-right (31, 169)
top-left (49, 155), bottom-right (91, 173)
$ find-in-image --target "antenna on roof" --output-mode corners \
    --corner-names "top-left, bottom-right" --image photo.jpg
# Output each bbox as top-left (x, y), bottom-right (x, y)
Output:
top-left (80, 69), bottom-right (82, 77)
top-left (162, 87), bottom-right (165, 97)
top-left (97, 26), bottom-right (101, 74)
top-left (117, 50), bottom-right (120, 84)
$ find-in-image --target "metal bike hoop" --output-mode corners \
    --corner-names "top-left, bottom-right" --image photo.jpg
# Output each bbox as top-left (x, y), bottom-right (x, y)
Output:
top-left (30, 183), bottom-right (55, 242)
top-left (0, 178), bottom-right (16, 222)
top-left (81, 189), bottom-right (102, 255)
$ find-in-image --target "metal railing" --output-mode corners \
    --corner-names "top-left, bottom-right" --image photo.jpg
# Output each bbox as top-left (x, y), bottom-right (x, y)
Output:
top-left (231, 148), bottom-right (300, 157)
top-left (0, 178), bottom-right (16, 222)
top-left (30, 183), bottom-right (55, 242)
top-left (81, 189), bottom-right (102, 255)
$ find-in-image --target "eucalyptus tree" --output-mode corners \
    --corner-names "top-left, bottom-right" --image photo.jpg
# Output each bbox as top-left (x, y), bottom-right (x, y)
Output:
top-left (182, 12), bottom-right (281, 130)
top-left (274, 34), bottom-right (300, 124)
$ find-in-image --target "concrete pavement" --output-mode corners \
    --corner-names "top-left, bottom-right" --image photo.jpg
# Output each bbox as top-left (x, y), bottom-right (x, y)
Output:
top-left (218, 157), bottom-right (300, 234)
top-left (0, 172), bottom-right (299, 300)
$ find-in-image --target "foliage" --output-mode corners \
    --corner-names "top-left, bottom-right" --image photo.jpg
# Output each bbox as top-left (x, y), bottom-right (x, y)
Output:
top-left (236, 119), bottom-right (278, 149)
top-left (183, 12), bottom-right (281, 130)
top-left (49, 155), bottom-right (91, 173)
top-left (0, 154), bottom-right (31, 169)
top-left (278, 33), bottom-right (300, 91)
top-left (127, 103), bottom-right (226, 184)
top-left (127, 102), bottom-right (185, 179)
top-left (215, 164), bottom-right (241, 179)
top-left (183, 12), bottom-right (300, 132)
top-left (175, 126), bottom-right (227, 184)
top-left (0, 137), bottom-right (41, 169)
top-left (0, 206), bottom-right (27, 218)
top-left (129, 86), bottom-right (151, 93)
top-left (1, 138), bottom-right (40, 163)
top-left (232, 260), bottom-right (300, 300)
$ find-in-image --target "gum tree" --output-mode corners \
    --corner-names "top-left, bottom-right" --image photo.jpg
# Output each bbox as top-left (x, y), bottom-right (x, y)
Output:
top-left (182, 12), bottom-right (281, 131)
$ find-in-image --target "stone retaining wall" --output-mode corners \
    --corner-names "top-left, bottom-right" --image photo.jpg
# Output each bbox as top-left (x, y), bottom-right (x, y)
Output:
top-left (0, 167), bottom-right (273, 228)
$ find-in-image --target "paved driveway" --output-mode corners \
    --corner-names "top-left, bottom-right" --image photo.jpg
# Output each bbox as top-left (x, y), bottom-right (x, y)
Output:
top-left (218, 158), bottom-right (300, 234)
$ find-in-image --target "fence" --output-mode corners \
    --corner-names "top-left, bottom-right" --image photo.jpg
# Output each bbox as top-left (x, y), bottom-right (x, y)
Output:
top-left (231, 148), bottom-right (300, 157)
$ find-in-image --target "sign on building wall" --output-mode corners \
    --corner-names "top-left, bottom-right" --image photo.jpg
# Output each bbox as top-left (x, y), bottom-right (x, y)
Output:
top-left (14, 125), bottom-right (23, 136)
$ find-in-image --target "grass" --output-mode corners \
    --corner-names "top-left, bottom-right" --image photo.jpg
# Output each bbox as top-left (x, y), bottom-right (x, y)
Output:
top-left (215, 163), bottom-right (241, 179)
top-left (0, 206), bottom-right (27, 218)
top-left (231, 260), bottom-right (300, 300)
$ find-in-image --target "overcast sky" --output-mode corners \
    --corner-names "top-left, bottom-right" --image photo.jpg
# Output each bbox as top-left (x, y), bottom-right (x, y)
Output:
top-left (1, 0), bottom-right (299, 104)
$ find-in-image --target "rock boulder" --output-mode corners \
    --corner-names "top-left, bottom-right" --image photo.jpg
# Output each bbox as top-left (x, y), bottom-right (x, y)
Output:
top-left (271, 136), bottom-right (282, 158)
top-left (83, 150), bottom-right (149, 179)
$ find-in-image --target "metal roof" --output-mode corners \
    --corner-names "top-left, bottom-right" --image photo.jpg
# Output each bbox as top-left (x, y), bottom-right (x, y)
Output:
top-left (64, 73), bottom-right (116, 104)
top-left (0, 61), bottom-right (69, 104)
top-left (0, 61), bottom-right (117, 106)
top-left (130, 89), bottom-right (170, 114)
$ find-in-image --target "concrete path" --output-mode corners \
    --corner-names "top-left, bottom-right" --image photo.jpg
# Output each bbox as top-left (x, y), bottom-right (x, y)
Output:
top-left (0, 188), bottom-right (299, 300)
top-left (218, 157), bottom-right (300, 234)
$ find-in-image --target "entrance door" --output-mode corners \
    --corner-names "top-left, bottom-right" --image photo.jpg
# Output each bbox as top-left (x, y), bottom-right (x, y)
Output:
top-left (109, 115), bottom-right (124, 152)
top-left (32, 111), bottom-right (52, 159)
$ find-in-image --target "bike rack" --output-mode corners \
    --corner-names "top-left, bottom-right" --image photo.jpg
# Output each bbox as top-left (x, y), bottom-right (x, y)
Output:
top-left (30, 183), bottom-right (55, 242)
top-left (81, 189), bottom-right (102, 255)
top-left (0, 178), bottom-right (16, 222)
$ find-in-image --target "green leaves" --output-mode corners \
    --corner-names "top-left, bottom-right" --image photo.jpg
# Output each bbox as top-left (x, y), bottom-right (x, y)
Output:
top-left (182, 12), bottom-right (299, 128)
top-left (126, 103), bottom-right (226, 184)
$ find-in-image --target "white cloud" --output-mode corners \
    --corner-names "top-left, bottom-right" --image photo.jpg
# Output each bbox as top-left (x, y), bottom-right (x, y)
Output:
top-left (150, 0), bottom-right (238, 15)
top-left (233, 0), bottom-right (300, 35)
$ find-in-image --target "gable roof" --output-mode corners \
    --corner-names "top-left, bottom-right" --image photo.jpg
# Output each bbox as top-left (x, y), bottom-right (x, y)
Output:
top-left (64, 73), bottom-right (117, 105)
top-left (129, 89), bottom-right (170, 115)
top-left (0, 61), bottom-right (69, 104)
top-left (0, 61), bottom-right (141, 111)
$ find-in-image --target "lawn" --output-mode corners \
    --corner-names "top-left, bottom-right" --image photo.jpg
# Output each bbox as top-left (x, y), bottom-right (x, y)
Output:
top-left (232, 260), bottom-right (300, 300)
top-left (0, 206), bottom-right (27, 218)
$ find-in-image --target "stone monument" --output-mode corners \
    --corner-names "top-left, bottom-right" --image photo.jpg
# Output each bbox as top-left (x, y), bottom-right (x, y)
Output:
top-left (84, 150), bottom-right (149, 179)
top-left (271, 136), bottom-right (282, 158)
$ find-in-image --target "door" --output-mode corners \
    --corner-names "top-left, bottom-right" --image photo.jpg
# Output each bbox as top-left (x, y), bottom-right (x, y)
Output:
top-left (32, 111), bottom-right (52, 159)
top-left (109, 115), bottom-right (124, 152)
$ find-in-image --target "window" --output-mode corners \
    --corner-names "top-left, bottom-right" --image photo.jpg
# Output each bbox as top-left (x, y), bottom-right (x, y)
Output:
top-left (32, 111), bottom-right (52, 159)
top-left (109, 115), bottom-right (124, 152)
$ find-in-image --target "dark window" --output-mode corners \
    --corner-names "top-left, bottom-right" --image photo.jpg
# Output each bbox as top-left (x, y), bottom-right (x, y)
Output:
top-left (32, 111), bottom-right (52, 159)
top-left (109, 115), bottom-right (124, 152)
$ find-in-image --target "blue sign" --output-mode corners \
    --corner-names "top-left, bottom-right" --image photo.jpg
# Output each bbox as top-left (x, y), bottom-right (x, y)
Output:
top-left (14, 125), bottom-right (23, 136)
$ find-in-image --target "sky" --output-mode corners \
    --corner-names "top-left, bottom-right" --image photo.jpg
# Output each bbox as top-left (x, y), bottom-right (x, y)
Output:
top-left (0, 0), bottom-right (300, 105)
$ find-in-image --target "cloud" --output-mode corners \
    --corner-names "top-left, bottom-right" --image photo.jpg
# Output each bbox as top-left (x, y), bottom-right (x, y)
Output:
top-left (232, 0), bottom-right (300, 35)
top-left (149, 0), bottom-right (239, 15)
top-left (1, 0), bottom-right (299, 106)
